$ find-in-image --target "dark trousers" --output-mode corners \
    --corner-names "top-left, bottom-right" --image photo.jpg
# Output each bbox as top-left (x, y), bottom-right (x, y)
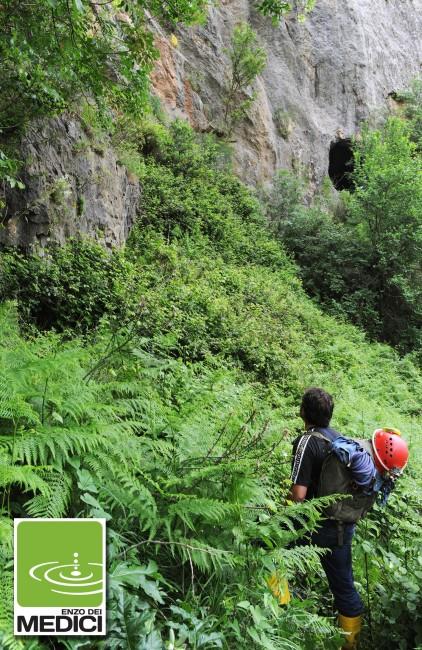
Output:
top-left (310, 521), bottom-right (364, 618)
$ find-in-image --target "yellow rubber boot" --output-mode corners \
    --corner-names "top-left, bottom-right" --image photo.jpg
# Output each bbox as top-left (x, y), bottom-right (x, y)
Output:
top-left (338, 614), bottom-right (362, 650)
top-left (267, 572), bottom-right (291, 605)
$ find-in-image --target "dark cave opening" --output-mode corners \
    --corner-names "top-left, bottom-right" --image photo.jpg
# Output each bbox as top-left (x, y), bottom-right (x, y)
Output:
top-left (328, 139), bottom-right (354, 191)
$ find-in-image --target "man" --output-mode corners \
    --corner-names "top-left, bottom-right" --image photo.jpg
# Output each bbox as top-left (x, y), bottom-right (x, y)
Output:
top-left (289, 387), bottom-right (363, 650)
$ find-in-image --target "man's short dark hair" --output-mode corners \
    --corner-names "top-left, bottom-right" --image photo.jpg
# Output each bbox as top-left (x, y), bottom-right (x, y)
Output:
top-left (301, 387), bottom-right (334, 427)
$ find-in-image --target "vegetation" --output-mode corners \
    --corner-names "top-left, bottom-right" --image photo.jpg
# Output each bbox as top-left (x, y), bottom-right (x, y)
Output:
top-left (346, 118), bottom-right (421, 354)
top-left (0, 0), bottom-right (206, 133)
top-left (266, 108), bottom-right (422, 361)
top-left (1, 117), bottom-right (421, 648)
top-left (0, 0), bottom-right (420, 647)
top-left (0, 0), bottom-right (314, 196)
top-left (0, 239), bottom-right (134, 334)
top-left (0, 302), bottom-right (344, 650)
top-left (257, 0), bottom-right (316, 23)
top-left (399, 78), bottom-right (422, 151)
top-left (0, 0), bottom-right (206, 201)
top-left (0, 0), bottom-right (313, 135)
top-left (221, 24), bottom-right (267, 137)
top-left (274, 109), bottom-right (294, 140)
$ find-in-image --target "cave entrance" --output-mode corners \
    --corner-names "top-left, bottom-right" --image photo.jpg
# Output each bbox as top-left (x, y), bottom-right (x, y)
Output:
top-left (328, 139), bottom-right (354, 191)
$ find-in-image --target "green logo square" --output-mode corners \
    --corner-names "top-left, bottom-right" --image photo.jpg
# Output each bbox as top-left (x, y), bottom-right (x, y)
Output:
top-left (16, 519), bottom-right (105, 608)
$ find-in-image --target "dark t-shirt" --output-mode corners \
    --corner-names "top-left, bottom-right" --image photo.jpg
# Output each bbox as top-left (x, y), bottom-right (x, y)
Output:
top-left (291, 432), bottom-right (331, 499)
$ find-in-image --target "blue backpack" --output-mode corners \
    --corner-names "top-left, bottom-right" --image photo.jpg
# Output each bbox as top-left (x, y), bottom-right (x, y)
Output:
top-left (309, 427), bottom-right (383, 524)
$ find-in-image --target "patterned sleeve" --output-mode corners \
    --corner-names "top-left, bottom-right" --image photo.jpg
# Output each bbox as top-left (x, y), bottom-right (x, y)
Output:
top-left (291, 434), bottom-right (314, 486)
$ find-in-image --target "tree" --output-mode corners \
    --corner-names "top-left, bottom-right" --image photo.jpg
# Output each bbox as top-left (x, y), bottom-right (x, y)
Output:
top-left (400, 77), bottom-right (422, 151)
top-left (265, 121), bottom-right (422, 357)
top-left (346, 118), bottom-right (422, 353)
top-left (221, 23), bottom-right (267, 137)
top-left (265, 171), bottom-right (379, 333)
top-left (0, 0), bottom-right (207, 132)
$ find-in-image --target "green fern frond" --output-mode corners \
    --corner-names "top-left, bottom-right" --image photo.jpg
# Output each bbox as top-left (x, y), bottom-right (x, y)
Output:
top-left (25, 470), bottom-right (72, 518)
top-left (175, 537), bottom-right (240, 572)
top-left (0, 517), bottom-right (12, 552)
top-left (98, 471), bottom-right (157, 532)
top-left (169, 497), bottom-right (239, 530)
top-left (99, 420), bottom-right (145, 436)
top-left (0, 560), bottom-right (13, 640)
top-left (0, 464), bottom-right (51, 495)
top-left (0, 633), bottom-right (28, 650)
top-left (283, 605), bottom-right (339, 636)
top-left (166, 459), bottom-right (251, 488)
top-left (0, 427), bottom-right (113, 466)
top-left (0, 379), bottom-right (40, 424)
top-left (270, 544), bottom-right (325, 578)
top-left (140, 439), bottom-right (177, 461)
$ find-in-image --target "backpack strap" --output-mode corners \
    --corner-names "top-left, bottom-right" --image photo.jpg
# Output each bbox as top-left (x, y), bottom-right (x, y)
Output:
top-left (309, 430), bottom-right (331, 444)
top-left (307, 427), bottom-right (340, 444)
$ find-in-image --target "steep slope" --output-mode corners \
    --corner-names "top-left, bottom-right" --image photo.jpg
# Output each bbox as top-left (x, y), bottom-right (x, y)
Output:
top-left (1, 118), bottom-right (421, 649)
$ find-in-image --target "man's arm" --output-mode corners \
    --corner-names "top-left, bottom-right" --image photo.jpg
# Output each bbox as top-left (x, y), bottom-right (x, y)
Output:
top-left (287, 484), bottom-right (308, 503)
top-left (289, 434), bottom-right (314, 503)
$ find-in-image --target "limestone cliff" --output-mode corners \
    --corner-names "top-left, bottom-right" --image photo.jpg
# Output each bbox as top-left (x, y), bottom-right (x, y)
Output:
top-left (150, 0), bottom-right (422, 187)
top-left (1, 116), bottom-right (140, 249)
top-left (2, 0), bottom-right (421, 249)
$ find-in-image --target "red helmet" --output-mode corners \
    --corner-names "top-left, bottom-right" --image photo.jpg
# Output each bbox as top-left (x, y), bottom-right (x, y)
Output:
top-left (372, 428), bottom-right (409, 474)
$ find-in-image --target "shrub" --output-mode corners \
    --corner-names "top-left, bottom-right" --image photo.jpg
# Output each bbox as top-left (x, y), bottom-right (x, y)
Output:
top-left (265, 119), bottom-right (422, 358)
top-left (0, 239), bottom-right (138, 334)
top-left (221, 23), bottom-right (267, 136)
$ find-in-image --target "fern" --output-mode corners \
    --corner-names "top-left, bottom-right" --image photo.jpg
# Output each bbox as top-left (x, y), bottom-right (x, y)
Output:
top-left (169, 497), bottom-right (240, 530)
top-left (25, 470), bottom-right (72, 518)
top-left (0, 461), bottom-right (51, 495)
top-left (0, 301), bottom-right (418, 648)
top-left (270, 544), bottom-right (326, 577)
top-left (0, 549), bottom-right (14, 646)
top-left (171, 537), bottom-right (240, 572)
top-left (0, 427), bottom-right (109, 466)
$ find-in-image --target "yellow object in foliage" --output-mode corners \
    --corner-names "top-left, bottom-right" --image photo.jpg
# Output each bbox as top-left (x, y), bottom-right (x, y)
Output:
top-left (267, 572), bottom-right (291, 605)
top-left (338, 614), bottom-right (362, 650)
top-left (170, 34), bottom-right (178, 47)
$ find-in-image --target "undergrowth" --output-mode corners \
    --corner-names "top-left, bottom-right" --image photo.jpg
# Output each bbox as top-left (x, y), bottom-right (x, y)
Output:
top-left (0, 117), bottom-right (421, 649)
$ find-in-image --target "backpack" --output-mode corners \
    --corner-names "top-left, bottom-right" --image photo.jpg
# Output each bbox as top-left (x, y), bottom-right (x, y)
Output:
top-left (310, 427), bottom-right (379, 524)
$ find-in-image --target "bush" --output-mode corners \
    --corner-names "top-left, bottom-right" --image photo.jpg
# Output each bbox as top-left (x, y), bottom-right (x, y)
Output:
top-left (0, 239), bottom-right (138, 334)
top-left (265, 118), bottom-right (422, 358)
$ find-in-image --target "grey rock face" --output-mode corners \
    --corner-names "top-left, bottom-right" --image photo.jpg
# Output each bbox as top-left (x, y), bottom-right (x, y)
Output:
top-left (1, 115), bottom-right (140, 249)
top-left (151, 0), bottom-right (422, 187)
top-left (3, 2), bottom-right (421, 250)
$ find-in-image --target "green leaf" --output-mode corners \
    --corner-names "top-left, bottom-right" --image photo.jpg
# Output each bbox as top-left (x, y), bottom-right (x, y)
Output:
top-left (236, 600), bottom-right (251, 609)
top-left (139, 631), bottom-right (162, 650)
top-left (77, 469), bottom-right (98, 493)
top-left (139, 576), bottom-right (164, 604)
top-left (80, 492), bottom-right (101, 508)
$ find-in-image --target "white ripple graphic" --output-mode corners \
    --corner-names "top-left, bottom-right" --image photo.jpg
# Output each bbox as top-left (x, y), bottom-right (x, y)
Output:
top-left (29, 552), bottom-right (103, 595)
